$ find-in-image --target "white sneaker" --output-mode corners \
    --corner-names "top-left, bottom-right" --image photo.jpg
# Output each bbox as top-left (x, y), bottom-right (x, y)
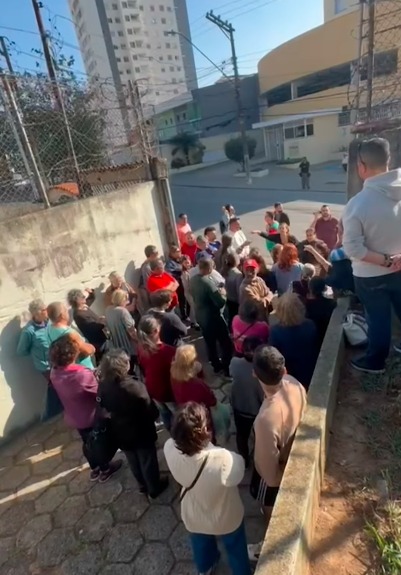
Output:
top-left (247, 541), bottom-right (263, 562)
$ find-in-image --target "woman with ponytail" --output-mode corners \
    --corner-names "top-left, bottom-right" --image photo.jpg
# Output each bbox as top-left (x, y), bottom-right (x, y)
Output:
top-left (137, 315), bottom-right (177, 431)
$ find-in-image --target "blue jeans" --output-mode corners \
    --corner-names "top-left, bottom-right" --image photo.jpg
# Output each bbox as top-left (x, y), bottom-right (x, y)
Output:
top-left (354, 270), bottom-right (401, 368)
top-left (154, 401), bottom-right (176, 432)
top-left (189, 520), bottom-right (251, 575)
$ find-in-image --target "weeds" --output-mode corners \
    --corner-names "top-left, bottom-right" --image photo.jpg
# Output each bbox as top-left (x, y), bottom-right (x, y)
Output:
top-left (365, 501), bottom-right (401, 575)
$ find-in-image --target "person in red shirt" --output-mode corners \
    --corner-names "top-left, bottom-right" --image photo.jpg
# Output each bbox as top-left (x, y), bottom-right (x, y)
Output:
top-left (181, 232), bottom-right (199, 265)
top-left (176, 213), bottom-right (192, 247)
top-left (137, 315), bottom-right (176, 430)
top-left (146, 259), bottom-right (179, 309)
top-left (311, 205), bottom-right (339, 250)
top-left (170, 344), bottom-right (217, 409)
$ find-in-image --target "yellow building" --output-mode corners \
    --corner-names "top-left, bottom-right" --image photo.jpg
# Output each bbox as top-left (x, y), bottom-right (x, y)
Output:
top-left (253, 0), bottom-right (401, 164)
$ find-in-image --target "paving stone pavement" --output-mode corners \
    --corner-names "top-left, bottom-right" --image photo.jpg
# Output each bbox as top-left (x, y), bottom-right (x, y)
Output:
top-left (0, 369), bottom-right (264, 575)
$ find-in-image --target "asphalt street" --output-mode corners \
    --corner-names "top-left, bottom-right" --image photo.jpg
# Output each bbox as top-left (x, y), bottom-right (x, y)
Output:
top-left (170, 160), bottom-right (347, 231)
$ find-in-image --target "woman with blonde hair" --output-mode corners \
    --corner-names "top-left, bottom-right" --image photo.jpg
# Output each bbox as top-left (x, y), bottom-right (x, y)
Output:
top-left (269, 292), bottom-right (318, 389)
top-left (105, 289), bottom-right (137, 373)
top-left (171, 344), bottom-right (217, 409)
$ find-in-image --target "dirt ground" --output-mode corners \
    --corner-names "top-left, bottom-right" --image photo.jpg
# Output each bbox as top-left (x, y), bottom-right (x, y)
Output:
top-left (310, 346), bottom-right (401, 575)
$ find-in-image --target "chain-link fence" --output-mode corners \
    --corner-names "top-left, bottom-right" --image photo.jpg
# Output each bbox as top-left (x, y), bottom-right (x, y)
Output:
top-left (0, 74), bottom-right (159, 215)
top-left (354, 0), bottom-right (401, 123)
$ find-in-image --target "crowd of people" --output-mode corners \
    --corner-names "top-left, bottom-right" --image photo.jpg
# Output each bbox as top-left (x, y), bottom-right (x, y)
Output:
top-left (16, 136), bottom-right (401, 575)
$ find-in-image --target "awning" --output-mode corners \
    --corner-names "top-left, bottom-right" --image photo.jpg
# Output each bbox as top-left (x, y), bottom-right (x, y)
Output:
top-left (252, 108), bottom-right (341, 130)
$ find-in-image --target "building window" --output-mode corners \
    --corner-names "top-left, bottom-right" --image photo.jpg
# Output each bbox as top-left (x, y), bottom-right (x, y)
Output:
top-left (159, 5), bottom-right (165, 10)
top-left (108, 17), bottom-right (113, 23)
top-left (127, 28), bottom-right (133, 34)
top-left (338, 111), bottom-right (351, 126)
top-left (159, 56), bottom-right (164, 60)
top-left (133, 55), bottom-right (138, 60)
top-left (115, 17), bottom-right (121, 23)
top-left (139, 5), bottom-right (144, 10)
top-left (174, 89), bottom-right (178, 94)
top-left (118, 31), bottom-right (124, 36)
top-left (177, 66), bottom-right (181, 71)
top-left (172, 78), bottom-right (177, 84)
top-left (125, 15), bottom-right (130, 21)
top-left (126, 69), bottom-right (132, 74)
top-left (334, 0), bottom-right (348, 14)
top-left (166, 42), bottom-right (171, 48)
top-left (113, 44), bottom-right (118, 49)
top-left (124, 56), bottom-right (129, 62)
top-left (130, 41), bottom-right (135, 47)
top-left (121, 43), bottom-right (126, 48)
top-left (131, 14), bottom-right (139, 20)
top-left (156, 91), bottom-right (160, 96)
top-left (175, 55), bottom-right (179, 61)
top-left (122, 1), bottom-right (128, 7)
top-left (284, 119), bottom-right (314, 139)
top-left (167, 6), bottom-right (172, 11)
top-left (161, 17), bottom-right (166, 24)
top-left (135, 67), bottom-right (141, 72)
top-left (116, 57), bottom-right (121, 62)
top-left (183, 112), bottom-right (186, 120)
top-left (128, 0), bottom-right (137, 6)
top-left (161, 67), bottom-right (165, 72)
top-left (169, 66), bottom-right (174, 71)
top-left (112, 3), bottom-right (118, 9)
top-left (167, 55), bottom-right (172, 61)
top-left (150, 5), bottom-right (155, 10)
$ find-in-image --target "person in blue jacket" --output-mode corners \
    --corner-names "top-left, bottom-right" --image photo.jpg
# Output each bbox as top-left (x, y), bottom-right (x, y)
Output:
top-left (17, 298), bottom-right (63, 420)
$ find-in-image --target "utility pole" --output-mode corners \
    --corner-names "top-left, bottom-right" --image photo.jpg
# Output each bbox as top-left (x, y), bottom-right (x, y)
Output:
top-left (31, 0), bottom-right (63, 110)
top-left (366, 0), bottom-right (375, 122)
top-left (1, 74), bottom-right (49, 207)
top-left (31, 0), bottom-right (80, 181)
top-left (206, 11), bottom-right (251, 184)
top-left (128, 79), bottom-right (154, 164)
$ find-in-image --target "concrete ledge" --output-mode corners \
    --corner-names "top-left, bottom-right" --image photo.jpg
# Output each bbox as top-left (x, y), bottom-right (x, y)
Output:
top-left (234, 168), bottom-right (269, 178)
top-left (255, 297), bottom-right (348, 575)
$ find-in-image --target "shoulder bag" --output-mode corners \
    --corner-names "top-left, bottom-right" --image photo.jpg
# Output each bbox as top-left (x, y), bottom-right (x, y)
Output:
top-left (179, 453), bottom-right (210, 502)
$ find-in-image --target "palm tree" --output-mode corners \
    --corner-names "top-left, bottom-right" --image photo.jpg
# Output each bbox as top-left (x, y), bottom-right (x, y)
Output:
top-left (169, 132), bottom-right (204, 166)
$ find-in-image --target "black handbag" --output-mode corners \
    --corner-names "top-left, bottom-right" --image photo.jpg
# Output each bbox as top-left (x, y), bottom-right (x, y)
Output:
top-left (84, 402), bottom-right (118, 468)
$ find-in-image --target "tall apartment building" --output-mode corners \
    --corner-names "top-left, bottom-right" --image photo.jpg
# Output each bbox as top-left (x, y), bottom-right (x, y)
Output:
top-left (68, 0), bottom-right (197, 108)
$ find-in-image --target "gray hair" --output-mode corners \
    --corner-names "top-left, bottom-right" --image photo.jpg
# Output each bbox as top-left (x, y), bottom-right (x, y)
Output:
top-left (99, 349), bottom-right (130, 382)
top-left (359, 137), bottom-right (390, 169)
top-left (67, 289), bottom-right (85, 308)
top-left (28, 298), bottom-right (45, 315)
top-left (47, 301), bottom-right (67, 322)
top-left (149, 258), bottom-right (164, 272)
top-left (301, 263), bottom-right (316, 280)
top-left (137, 315), bottom-right (160, 354)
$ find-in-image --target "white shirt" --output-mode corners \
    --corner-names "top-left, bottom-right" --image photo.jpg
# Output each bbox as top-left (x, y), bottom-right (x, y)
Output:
top-left (229, 229), bottom-right (250, 258)
top-left (164, 439), bottom-right (245, 535)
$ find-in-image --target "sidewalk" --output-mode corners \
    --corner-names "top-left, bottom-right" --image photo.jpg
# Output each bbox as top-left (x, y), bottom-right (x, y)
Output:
top-left (0, 361), bottom-right (263, 575)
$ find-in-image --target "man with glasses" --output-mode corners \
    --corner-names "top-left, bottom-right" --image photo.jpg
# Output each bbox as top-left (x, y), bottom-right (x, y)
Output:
top-left (342, 137), bottom-right (401, 374)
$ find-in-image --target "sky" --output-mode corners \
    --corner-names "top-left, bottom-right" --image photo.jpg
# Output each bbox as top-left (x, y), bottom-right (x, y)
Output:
top-left (0, 0), bottom-right (324, 86)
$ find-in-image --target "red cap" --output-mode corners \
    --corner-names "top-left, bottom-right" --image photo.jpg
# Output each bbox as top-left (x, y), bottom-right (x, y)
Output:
top-left (244, 259), bottom-right (259, 270)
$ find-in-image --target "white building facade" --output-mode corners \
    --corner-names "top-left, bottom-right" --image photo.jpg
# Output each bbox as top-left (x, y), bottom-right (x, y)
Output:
top-left (68, 0), bottom-right (197, 107)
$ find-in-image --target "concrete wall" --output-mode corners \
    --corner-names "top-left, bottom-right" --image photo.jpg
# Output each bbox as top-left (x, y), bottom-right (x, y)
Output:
top-left (0, 182), bottom-right (167, 442)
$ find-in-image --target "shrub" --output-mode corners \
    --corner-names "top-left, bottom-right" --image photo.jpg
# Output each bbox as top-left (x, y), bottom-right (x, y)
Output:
top-left (224, 136), bottom-right (257, 170)
top-left (171, 157), bottom-right (187, 169)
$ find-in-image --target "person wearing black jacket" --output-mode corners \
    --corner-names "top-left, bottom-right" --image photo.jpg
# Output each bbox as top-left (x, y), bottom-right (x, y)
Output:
top-left (98, 349), bottom-right (168, 499)
top-left (67, 289), bottom-right (107, 363)
top-left (273, 203), bottom-right (290, 226)
top-left (147, 290), bottom-right (188, 346)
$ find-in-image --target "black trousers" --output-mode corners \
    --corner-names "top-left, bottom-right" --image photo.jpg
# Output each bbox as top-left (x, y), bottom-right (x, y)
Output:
top-left (177, 280), bottom-right (190, 320)
top-left (78, 428), bottom-right (110, 472)
top-left (201, 317), bottom-right (233, 375)
top-left (226, 300), bottom-right (239, 331)
top-left (124, 444), bottom-right (161, 496)
top-left (233, 410), bottom-right (256, 467)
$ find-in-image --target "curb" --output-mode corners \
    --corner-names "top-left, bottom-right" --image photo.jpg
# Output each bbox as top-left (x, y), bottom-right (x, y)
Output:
top-left (255, 297), bottom-right (348, 575)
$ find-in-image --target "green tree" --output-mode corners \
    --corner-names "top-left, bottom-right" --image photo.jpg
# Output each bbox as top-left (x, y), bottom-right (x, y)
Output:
top-left (224, 136), bottom-right (257, 170)
top-left (169, 132), bottom-right (205, 166)
top-left (1, 45), bottom-right (107, 186)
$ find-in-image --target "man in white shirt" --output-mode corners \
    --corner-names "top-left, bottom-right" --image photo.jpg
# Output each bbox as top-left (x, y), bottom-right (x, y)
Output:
top-left (228, 217), bottom-right (251, 258)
